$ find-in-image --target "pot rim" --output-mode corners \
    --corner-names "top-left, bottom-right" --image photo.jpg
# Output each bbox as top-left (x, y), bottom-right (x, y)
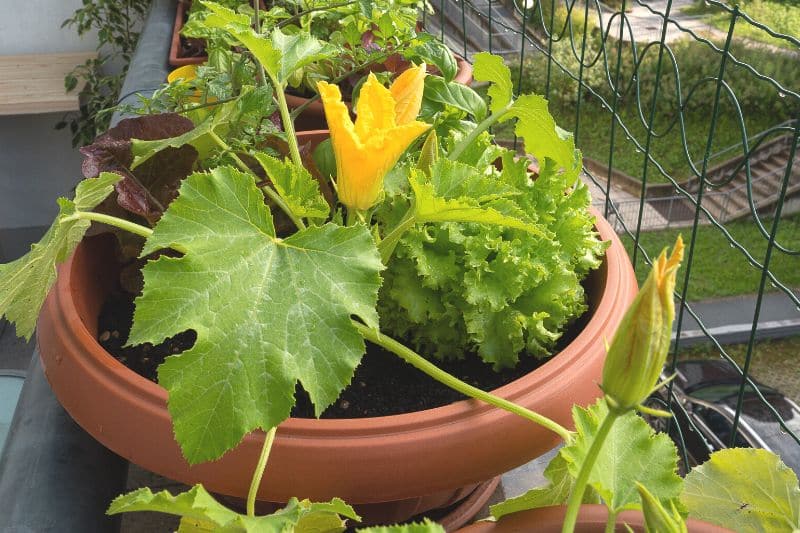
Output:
top-left (47, 206), bottom-right (631, 438)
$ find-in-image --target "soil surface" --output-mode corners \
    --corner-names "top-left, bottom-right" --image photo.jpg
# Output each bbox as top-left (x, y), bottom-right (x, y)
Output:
top-left (98, 291), bottom-right (590, 419)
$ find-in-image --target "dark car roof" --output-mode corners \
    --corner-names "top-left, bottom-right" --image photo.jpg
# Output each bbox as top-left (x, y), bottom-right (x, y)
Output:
top-left (720, 394), bottom-right (800, 476)
top-left (675, 359), bottom-right (778, 402)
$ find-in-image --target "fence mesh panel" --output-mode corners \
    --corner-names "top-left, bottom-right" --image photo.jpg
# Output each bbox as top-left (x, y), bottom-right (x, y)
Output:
top-left (428, 0), bottom-right (800, 467)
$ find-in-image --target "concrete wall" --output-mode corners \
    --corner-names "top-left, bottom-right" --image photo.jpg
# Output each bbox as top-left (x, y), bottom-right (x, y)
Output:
top-left (0, 0), bottom-right (98, 55)
top-left (0, 0), bottom-right (99, 261)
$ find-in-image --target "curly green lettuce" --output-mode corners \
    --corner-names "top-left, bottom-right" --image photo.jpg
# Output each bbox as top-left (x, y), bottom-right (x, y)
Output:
top-left (375, 144), bottom-right (608, 370)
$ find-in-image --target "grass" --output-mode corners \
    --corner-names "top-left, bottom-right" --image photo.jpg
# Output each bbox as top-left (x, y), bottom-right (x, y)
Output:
top-left (679, 336), bottom-right (800, 403)
top-left (554, 101), bottom-right (774, 184)
top-left (494, 96), bottom-right (772, 185)
top-left (499, 42), bottom-right (783, 183)
top-left (682, 0), bottom-right (800, 50)
top-left (623, 213), bottom-right (800, 300)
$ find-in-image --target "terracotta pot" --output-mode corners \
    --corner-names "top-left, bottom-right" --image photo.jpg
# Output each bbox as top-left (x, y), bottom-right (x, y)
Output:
top-left (36, 156), bottom-right (636, 526)
top-left (457, 505), bottom-right (731, 532)
top-left (286, 55), bottom-right (474, 131)
top-left (169, 0), bottom-right (207, 67)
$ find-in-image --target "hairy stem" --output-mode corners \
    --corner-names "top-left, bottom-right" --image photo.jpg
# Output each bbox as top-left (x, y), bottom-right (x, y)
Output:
top-left (604, 510), bottom-right (617, 533)
top-left (448, 102), bottom-right (513, 161)
top-left (562, 409), bottom-right (621, 533)
top-left (208, 130), bottom-right (306, 230)
top-left (66, 211), bottom-right (152, 239)
top-left (253, 0), bottom-right (267, 87)
top-left (247, 426), bottom-right (277, 517)
top-left (261, 185), bottom-right (306, 230)
top-left (351, 321), bottom-right (573, 442)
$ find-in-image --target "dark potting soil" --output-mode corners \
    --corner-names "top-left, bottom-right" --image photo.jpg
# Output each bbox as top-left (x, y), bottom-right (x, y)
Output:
top-left (98, 291), bottom-right (590, 419)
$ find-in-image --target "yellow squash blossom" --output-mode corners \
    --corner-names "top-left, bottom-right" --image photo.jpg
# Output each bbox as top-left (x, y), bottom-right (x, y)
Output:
top-left (318, 65), bottom-right (430, 211)
top-left (602, 235), bottom-right (685, 411)
top-left (167, 64), bottom-right (199, 84)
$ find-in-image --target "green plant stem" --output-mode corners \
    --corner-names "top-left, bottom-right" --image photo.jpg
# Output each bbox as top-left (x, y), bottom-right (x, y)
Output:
top-left (208, 130), bottom-right (306, 230)
top-left (351, 321), bottom-right (573, 442)
top-left (448, 103), bottom-right (513, 161)
top-left (273, 86), bottom-right (303, 168)
top-left (66, 211), bottom-right (152, 239)
top-left (247, 426), bottom-right (277, 517)
top-left (64, 211), bottom-right (191, 254)
top-left (176, 96), bottom-right (237, 114)
top-left (604, 510), bottom-right (617, 533)
top-left (209, 130), bottom-right (253, 174)
top-left (562, 409), bottom-right (622, 533)
top-left (276, 0), bottom-right (358, 28)
top-left (378, 209), bottom-right (417, 263)
top-left (261, 185), bottom-right (306, 230)
top-left (253, 0), bottom-right (267, 87)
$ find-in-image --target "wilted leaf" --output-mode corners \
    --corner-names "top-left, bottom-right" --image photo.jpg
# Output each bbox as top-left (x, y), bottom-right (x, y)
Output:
top-left (108, 486), bottom-right (358, 533)
top-left (81, 113), bottom-right (198, 222)
top-left (357, 519), bottom-right (444, 533)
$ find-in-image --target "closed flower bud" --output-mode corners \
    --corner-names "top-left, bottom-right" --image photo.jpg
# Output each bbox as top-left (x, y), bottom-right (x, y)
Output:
top-left (637, 482), bottom-right (687, 533)
top-left (602, 236), bottom-right (684, 411)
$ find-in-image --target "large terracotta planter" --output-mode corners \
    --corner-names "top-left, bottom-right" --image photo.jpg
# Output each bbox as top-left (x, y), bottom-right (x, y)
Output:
top-left (37, 170), bottom-right (636, 526)
top-left (457, 505), bottom-right (731, 532)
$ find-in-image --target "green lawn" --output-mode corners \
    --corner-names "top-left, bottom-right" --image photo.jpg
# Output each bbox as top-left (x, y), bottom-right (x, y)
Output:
top-left (623, 213), bottom-right (800, 300)
top-left (683, 0), bottom-right (800, 50)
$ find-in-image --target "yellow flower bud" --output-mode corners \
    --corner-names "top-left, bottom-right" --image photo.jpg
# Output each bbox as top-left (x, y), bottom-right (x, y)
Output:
top-left (602, 236), bottom-right (684, 411)
top-left (317, 68), bottom-right (430, 212)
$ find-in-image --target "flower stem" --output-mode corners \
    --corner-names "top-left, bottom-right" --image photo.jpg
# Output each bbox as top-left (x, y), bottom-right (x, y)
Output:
top-left (247, 426), bottom-right (277, 517)
top-left (448, 103), bottom-right (513, 162)
top-left (351, 321), bottom-right (573, 442)
top-left (561, 408), bottom-right (621, 533)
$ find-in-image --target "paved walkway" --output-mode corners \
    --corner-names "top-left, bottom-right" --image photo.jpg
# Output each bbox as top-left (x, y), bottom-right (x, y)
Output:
top-left (598, 0), bottom-right (725, 44)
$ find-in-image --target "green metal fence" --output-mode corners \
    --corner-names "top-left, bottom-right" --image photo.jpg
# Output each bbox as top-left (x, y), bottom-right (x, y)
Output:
top-left (427, 0), bottom-right (800, 466)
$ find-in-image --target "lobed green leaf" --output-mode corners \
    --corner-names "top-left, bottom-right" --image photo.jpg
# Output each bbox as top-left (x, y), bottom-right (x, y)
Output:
top-left (560, 399), bottom-right (683, 514)
top-left (128, 166), bottom-right (383, 462)
top-left (254, 152), bottom-right (330, 220)
top-left (682, 448), bottom-right (800, 532)
top-left (0, 172), bottom-right (120, 339)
